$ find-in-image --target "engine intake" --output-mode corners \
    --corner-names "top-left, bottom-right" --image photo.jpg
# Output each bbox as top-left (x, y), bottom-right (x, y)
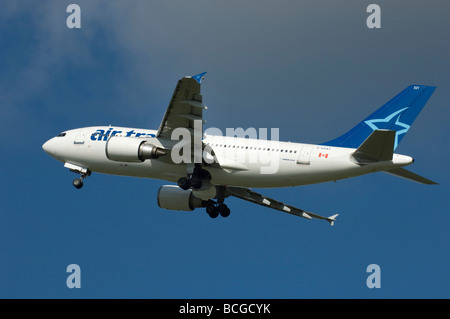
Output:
top-left (105, 136), bottom-right (166, 162)
top-left (157, 185), bottom-right (204, 211)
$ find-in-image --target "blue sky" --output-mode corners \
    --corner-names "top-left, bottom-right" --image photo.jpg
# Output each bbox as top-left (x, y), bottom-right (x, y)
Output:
top-left (1, 0), bottom-right (449, 298)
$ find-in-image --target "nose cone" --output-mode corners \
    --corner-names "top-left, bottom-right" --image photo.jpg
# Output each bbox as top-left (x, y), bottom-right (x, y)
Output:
top-left (42, 138), bottom-right (56, 156)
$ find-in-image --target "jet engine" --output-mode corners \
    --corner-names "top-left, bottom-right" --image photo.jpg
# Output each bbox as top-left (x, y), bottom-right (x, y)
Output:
top-left (157, 185), bottom-right (205, 211)
top-left (105, 136), bottom-right (166, 162)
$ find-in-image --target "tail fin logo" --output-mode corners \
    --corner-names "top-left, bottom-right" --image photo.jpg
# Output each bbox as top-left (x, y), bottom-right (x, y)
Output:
top-left (364, 107), bottom-right (410, 150)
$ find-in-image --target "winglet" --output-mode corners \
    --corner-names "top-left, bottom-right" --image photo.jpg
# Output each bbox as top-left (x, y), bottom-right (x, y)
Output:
top-left (327, 214), bottom-right (339, 226)
top-left (191, 72), bottom-right (207, 84)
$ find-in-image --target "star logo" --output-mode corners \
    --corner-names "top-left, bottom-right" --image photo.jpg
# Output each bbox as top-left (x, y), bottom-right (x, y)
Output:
top-left (364, 107), bottom-right (410, 150)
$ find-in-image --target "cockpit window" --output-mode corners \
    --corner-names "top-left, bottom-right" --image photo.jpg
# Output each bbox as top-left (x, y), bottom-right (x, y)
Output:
top-left (57, 132), bottom-right (66, 137)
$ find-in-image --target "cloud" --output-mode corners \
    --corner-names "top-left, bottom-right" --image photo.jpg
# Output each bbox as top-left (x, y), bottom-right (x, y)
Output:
top-left (0, 2), bottom-right (98, 126)
top-left (1, 0), bottom-right (449, 148)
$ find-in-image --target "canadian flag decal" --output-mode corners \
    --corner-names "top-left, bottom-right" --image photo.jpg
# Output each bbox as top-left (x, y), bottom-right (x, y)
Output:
top-left (318, 153), bottom-right (328, 158)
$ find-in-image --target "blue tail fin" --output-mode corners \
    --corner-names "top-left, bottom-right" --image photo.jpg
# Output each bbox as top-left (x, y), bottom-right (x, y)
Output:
top-left (322, 85), bottom-right (436, 150)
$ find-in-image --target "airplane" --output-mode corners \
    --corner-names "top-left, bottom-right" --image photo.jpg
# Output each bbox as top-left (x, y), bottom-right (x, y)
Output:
top-left (42, 72), bottom-right (437, 225)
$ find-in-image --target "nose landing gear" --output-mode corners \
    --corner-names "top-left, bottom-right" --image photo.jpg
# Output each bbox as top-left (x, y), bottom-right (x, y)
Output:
top-left (72, 177), bottom-right (84, 189)
top-left (64, 163), bottom-right (91, 190)
top-left (71, 170), bottom-right (90, 189)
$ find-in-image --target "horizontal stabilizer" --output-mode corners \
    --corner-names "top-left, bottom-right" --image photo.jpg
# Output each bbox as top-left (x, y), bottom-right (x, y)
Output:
top-left (384, 168), bottom-right (438, 185)
top-left (353, 130), bottom-right (395, 163)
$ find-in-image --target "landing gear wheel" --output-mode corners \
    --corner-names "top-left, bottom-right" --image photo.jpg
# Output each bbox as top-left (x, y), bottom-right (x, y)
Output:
top-left (206, 205), bottom-right (219, 218)
top-left (218, 204), bottom-right (231, 218)
top-left (189, 175), bottom-right (202, 190)
top-left (177, 177), bottom-right (190, 190)
top-left (73, 178), bottom-right (84, 189)
top-left (198, 168), bottom-right (211, 181)
top-left (70, 169), bottom-right (90, 190)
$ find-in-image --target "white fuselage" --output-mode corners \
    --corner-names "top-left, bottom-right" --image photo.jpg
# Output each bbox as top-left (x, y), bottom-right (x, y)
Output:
top-left (42, 126), bottom-right (414, 188)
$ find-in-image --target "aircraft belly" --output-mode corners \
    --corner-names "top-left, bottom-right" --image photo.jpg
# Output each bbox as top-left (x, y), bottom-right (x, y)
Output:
top-left (206, 156), bottom-right (377, 188)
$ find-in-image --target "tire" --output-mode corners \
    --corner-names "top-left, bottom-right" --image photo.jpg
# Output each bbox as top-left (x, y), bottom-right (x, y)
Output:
top-left (206, 205), bottom-right (219, 218)
top-left (199, 169), bottom-right (211, 181)
top-left (177, 177), bottom-right (190, 190)
top-left (189, 175), bottom-right (202, 190)
top-left (73, 178), bottom-right (83, 189)
top-left (218, 204), bottom-right (230, 217)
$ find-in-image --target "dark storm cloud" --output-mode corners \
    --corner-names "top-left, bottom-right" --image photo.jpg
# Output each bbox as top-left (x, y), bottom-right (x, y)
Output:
top-left (1, 1), bottom-right (449, 298)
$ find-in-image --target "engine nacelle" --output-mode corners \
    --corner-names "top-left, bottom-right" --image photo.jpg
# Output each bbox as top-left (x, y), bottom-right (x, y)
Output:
top-left (105, 136), bottom-right (166, 162)
top-left (157, 185), bottom-right (204, 211)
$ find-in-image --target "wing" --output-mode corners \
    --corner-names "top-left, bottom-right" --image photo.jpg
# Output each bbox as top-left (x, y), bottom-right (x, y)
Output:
top-left (157, 72), bottom-right (207, 139)
top-left (226, 186), bottom-right (339, 225)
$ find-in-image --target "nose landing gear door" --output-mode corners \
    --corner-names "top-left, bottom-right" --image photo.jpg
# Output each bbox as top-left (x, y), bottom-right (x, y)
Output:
top-left (74, 129), bottom-right (86, 145)
top-left (297, 146), bottom-right (313, 165)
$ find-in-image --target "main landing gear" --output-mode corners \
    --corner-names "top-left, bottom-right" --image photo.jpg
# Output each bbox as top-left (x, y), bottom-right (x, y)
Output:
top-left (178, 175), bottom-right (201, 190)
top-left (177, 165), bottom-right (211, 190)
top-left (204, 186), bottom-right (230, 218)
top-left (178, 167), bottom-right (231, 218)
top-left (206, 203), bottom-right (231, 218)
